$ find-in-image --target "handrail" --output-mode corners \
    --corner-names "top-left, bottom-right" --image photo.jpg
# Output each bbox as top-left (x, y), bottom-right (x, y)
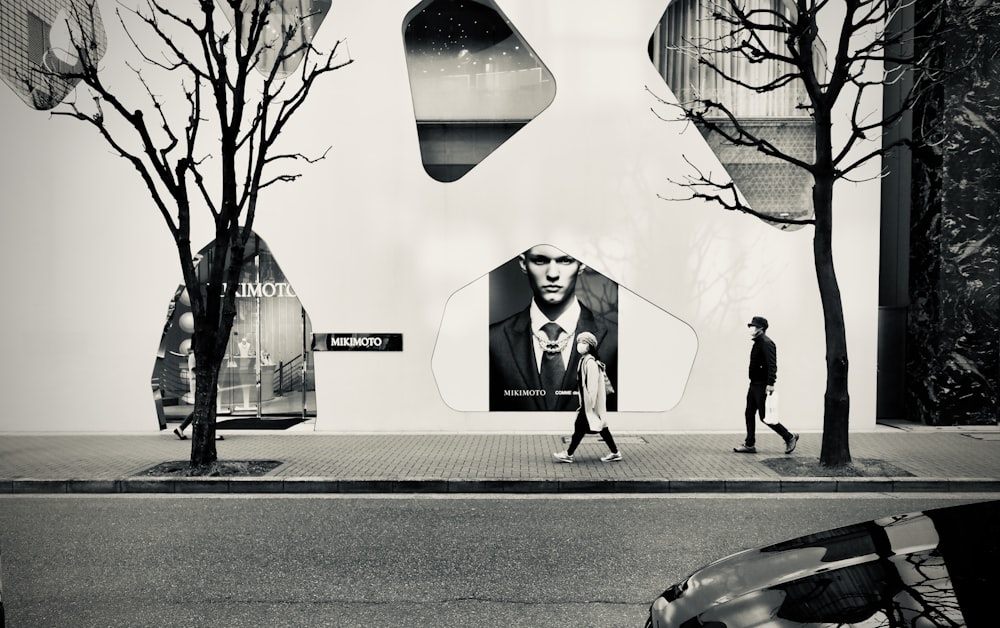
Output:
top-left (157, 352), bottom-right (310, 401)
top-left (276, 354), bottom-right (305, 396)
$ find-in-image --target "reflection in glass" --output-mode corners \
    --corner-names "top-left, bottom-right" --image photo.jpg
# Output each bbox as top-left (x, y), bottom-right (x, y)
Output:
top-left (650, 502), bottom-right (1000, 627)
top-left (403, 0), bottom-right (556, 181)
top-left (648, 0), bottom-right (817, 230)
top-left (151, 233), bottom-right (317, 431)
top-left (0, 0), bottom-right (108, 110)
top-left (215, 0), bottom-right (332, 77)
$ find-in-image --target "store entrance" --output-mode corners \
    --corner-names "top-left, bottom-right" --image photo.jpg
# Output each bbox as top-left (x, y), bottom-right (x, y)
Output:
top-left (152, 233), bottom-right (317, 430)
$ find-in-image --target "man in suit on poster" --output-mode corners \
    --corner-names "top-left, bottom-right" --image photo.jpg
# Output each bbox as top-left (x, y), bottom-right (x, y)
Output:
top-left (489, 244), bottom-right (618, 411)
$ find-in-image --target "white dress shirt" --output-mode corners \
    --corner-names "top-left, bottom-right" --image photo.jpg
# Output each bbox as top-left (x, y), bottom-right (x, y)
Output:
top-left (528, 298), bottom-right (581, 374)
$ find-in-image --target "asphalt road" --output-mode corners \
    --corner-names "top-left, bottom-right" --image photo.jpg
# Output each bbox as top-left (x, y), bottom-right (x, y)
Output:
top-left (0, 494), bottom-right (992, 627)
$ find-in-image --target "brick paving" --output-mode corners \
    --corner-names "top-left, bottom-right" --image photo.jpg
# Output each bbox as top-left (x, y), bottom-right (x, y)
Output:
top-left (1, 425), bottom-right (998, 494)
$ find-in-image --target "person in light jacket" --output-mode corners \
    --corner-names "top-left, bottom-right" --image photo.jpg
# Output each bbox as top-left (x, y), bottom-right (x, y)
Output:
top-left (553, 332), bottom-right (622, 463)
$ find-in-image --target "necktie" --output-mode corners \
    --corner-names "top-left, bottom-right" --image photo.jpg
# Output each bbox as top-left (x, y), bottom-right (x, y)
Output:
top-left (539, 322), bottom-right (565, 409)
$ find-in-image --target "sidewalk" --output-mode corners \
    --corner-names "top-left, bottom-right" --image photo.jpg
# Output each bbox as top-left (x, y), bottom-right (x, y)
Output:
top-left (2, 423), bottom-right (999, 494)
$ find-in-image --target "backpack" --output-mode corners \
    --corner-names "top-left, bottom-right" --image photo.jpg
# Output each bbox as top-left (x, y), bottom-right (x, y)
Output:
top-left (580, 355), bottom-right (615, 395)
top-left (600, 361), bottom-right (615, 395)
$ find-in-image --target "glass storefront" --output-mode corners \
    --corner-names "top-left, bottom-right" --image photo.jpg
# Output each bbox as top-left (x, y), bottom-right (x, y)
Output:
top-left (152, 233), bottom-right (316, 430)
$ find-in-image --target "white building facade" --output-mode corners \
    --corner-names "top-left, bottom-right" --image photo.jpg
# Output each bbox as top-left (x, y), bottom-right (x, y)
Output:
top-left (0, 0), bottom-right (880, 434)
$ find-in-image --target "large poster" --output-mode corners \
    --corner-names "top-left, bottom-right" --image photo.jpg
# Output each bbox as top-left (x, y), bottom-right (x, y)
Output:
top-left (433, 242), bottom-right (698, 415)
top-left (488, 244), bottom-right (618, 411)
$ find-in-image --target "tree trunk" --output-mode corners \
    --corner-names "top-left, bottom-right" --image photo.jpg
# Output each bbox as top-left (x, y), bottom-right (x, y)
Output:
top-left (185, 231), bottom-right (244, 469)
top-left (813, 174), bottom-right (852, 466)
top-left (189, 355), bottom-right (221, 467)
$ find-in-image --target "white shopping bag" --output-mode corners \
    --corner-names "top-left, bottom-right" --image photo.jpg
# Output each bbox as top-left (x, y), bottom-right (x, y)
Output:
top-left (763, 391), bottom-right (779, 425)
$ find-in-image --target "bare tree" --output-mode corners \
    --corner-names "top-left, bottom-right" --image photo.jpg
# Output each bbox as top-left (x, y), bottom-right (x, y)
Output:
top-left (33, 0), bottom-right (351, 467)
top-left (652, 0), bottom-right (956, 466)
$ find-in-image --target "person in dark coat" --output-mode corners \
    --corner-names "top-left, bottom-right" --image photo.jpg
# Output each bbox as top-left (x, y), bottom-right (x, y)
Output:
top-left (734, 316), bottom-right (798, 454)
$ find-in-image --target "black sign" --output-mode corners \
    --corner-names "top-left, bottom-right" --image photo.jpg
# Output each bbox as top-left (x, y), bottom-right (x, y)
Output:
top-left (311, 333), bottom-right (403, 352)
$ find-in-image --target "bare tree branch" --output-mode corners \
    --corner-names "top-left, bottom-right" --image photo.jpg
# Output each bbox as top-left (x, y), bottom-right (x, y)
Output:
top-left (24, 0), bottom-right (352, 466)
top-left (661, 156), bottom-right (816, 226)
top-left (652, 0), bottom-right (966, 466)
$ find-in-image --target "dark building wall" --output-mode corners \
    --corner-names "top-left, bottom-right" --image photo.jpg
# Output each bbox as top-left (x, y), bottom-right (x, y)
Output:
top-left (906, 0), bottom-right (1000, 425)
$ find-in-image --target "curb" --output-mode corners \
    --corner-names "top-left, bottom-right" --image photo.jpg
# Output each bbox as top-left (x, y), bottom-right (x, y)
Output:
top-left (3, 477), bottom-right (1000, 495)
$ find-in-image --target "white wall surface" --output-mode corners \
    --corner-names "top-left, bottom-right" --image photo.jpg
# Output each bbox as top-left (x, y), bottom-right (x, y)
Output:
top-left (0, 0), bottom-right (879, 433)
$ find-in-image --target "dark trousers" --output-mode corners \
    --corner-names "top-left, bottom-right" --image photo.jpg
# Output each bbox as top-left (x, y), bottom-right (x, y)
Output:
top-left (567, 409), bottom-right (618, 456)
top-left (744, 383), bottom-right (792, 447)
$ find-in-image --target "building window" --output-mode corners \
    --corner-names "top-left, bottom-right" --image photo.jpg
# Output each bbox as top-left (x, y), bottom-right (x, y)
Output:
top-left (649, 0), bottom-right (819, 228)
top-left (27, 12), bottom-right (50, 68)
top-left (653, 0), bottom-right (811, 118)
top-left (215, 0), bottom-right (332, 77)
top-left (403, 0), bottom-right (556, 182)
top-left (151, 233), bottom-right (317, 430)
top-left (1, 2), bottom-right (108, 111)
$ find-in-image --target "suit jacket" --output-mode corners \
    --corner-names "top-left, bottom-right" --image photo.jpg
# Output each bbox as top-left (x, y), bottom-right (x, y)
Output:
top-left (489, 303), bottom-right (618, 411)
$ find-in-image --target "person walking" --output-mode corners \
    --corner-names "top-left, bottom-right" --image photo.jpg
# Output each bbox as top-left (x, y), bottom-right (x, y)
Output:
top-left (174, 411), bottom-right (224, 441)
top-left (173, 411), bottom-right (194, 440)
top-left (173, 347), bottom-right (223, 440)
top-left (553, 332), bottom-right (622, 463)
top-left (733, 316), bottom-right (798, 454)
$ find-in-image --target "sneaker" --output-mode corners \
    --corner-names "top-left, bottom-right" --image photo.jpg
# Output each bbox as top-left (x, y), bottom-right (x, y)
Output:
top-left (785, 433), bottom-right (799, 454)
top-left (553, 451), bottom-right (574, 463)
top-left (601, 452), bottom-right (623, 462)
top-left (733, 445), bottom-right (757, 453)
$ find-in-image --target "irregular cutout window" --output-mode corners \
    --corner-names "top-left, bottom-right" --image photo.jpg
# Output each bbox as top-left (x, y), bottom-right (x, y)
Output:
top-left (649, 0), bottom-right (820, 229)
top-left (0, 0), bottom-right (108, 110)
top-left (432, 244), bottom-right (698, 412)
top-left (403, 0), bottom-right (556, 182)
top-left (215, 0), bottom-right (332, 77)
top-left (151, 233), bottom-right (317, 431)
